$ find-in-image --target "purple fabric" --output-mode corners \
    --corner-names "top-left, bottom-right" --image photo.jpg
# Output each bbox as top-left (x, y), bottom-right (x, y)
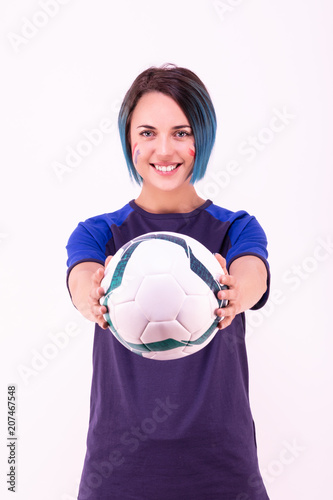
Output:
top-left (66, 200), bottom-right (270, 500)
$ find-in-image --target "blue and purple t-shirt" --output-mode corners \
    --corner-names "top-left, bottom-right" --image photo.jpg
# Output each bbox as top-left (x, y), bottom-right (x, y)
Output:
top-left (66, 199), bottom-right (270, 500)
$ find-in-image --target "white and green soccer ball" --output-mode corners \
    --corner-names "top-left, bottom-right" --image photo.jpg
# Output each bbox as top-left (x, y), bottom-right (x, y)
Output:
top-left (100, 232), bottom-right (227, 360)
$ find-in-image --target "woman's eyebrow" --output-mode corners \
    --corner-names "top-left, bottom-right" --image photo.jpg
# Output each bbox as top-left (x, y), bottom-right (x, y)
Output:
top-left (172, 125), bottom-right (192, 130)
top-left (137, 125), bottom-right (156, 129)
top-left (137, 125), bottom-right (192, 129)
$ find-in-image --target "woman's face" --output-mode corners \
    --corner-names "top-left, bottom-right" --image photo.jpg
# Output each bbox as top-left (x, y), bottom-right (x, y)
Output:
top-left (129, 92), bottom-right (196, 192)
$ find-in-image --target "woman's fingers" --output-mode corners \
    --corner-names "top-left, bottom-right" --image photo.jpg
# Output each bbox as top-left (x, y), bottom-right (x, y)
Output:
top-left (86, 265), bottom-right (110, 328)
top-left (214, 253), bottom-right (228, 275)
top-left (215, 268), bottom-right (241, 330)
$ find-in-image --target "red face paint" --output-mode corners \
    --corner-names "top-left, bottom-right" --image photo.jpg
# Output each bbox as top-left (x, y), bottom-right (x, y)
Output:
top-left (188, 148), bottom-right (195, 157)
top-left (132, 142), bottom-right (138, 156)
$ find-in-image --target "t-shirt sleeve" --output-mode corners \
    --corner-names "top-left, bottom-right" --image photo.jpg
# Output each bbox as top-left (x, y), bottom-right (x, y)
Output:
top-left (226, 213), bottom-right (270, 310)
top-left (66, 216), bottom-right (113, 280)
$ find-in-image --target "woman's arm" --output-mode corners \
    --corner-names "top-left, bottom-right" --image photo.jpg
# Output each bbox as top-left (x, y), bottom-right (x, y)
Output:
top-left (215, 254), bottom-right (268, 329)
top-left (68, 257), bottom-right (112, 329)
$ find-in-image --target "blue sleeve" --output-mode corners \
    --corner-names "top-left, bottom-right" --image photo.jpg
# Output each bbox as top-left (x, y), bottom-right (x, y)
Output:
top-left (226, 213), bottom-right (270, 311)
top-left (226, 214), bottom-right (268, 267)
top-left (66, 204), bottom-right (133, 283)
top-left (66, 216), bottom-right (113, 273)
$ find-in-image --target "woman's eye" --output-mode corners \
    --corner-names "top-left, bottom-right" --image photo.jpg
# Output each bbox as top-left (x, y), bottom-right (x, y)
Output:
top-left (140, 131), bottom-right (154, 137)
top-left (176, 131), bottom-right (190, 138)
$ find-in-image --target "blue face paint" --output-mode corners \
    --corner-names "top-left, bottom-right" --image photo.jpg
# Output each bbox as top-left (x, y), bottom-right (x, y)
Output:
top-left (134, 148), bottom-right (141, 166)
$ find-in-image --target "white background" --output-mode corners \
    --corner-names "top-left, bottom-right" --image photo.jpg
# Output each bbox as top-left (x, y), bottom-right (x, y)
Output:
top-left (1, 0), bottom-right (332, 498)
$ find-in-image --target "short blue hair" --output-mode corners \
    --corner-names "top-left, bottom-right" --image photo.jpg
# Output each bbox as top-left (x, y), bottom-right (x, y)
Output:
top-left (118, 64), bottom-right (217, 185)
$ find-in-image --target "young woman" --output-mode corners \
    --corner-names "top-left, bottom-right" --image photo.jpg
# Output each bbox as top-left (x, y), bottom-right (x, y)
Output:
top-left (66, 65), bottom-right (270, 500)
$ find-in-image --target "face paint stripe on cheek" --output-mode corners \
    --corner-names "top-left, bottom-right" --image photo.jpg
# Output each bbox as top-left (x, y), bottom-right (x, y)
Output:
top-left (188, 145), bottom-right (196, 157)
top-left (134, 148), bottom-right (141, 166)
top-left (132, 142), bottom-right (141, 166)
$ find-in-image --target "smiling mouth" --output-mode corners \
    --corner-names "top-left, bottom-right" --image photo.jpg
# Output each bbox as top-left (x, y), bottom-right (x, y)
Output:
top-left (151, 163), bottom-right (181, 172)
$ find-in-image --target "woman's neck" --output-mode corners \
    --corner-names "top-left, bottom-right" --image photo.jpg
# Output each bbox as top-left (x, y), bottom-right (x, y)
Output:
top-left (135, 185), bottom-right (206, 214)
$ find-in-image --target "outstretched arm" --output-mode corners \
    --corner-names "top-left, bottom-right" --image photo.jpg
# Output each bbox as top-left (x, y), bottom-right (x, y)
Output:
top-left (68, 257), bottom-right (112, 329)
top-left (215, 254), bottom-right (268, 329)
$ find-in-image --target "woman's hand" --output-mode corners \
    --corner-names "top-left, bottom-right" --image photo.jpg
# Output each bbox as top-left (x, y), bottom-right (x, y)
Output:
top-left (68, 256), bottom-right (112, 329)
top-left (214, 253), bottom-right (268, 330)
top-left (88, 267), bottom-right (109, 330)
top-left (214, 254), bottom-right (240, 330)
top-left (89, 255), bottom-right (113, 329)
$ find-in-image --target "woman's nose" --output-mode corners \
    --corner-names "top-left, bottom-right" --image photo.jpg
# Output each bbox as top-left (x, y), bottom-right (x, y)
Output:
top-left (155, 135), bottom-right (173, 157)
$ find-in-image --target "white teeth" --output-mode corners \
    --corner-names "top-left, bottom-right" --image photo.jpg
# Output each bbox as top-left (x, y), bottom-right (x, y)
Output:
top-left (154, 164), bottom-right (178, 172)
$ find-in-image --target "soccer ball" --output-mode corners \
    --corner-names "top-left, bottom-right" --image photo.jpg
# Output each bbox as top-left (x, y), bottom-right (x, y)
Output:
top-left (100, 232), bottom-right (227, 360)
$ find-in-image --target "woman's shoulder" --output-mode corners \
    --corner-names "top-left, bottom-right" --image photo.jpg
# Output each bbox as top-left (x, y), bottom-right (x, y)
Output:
top-left (80, 202), bottom-right (134, 228)
top-left (205, 201), bottom-right (251, 223)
